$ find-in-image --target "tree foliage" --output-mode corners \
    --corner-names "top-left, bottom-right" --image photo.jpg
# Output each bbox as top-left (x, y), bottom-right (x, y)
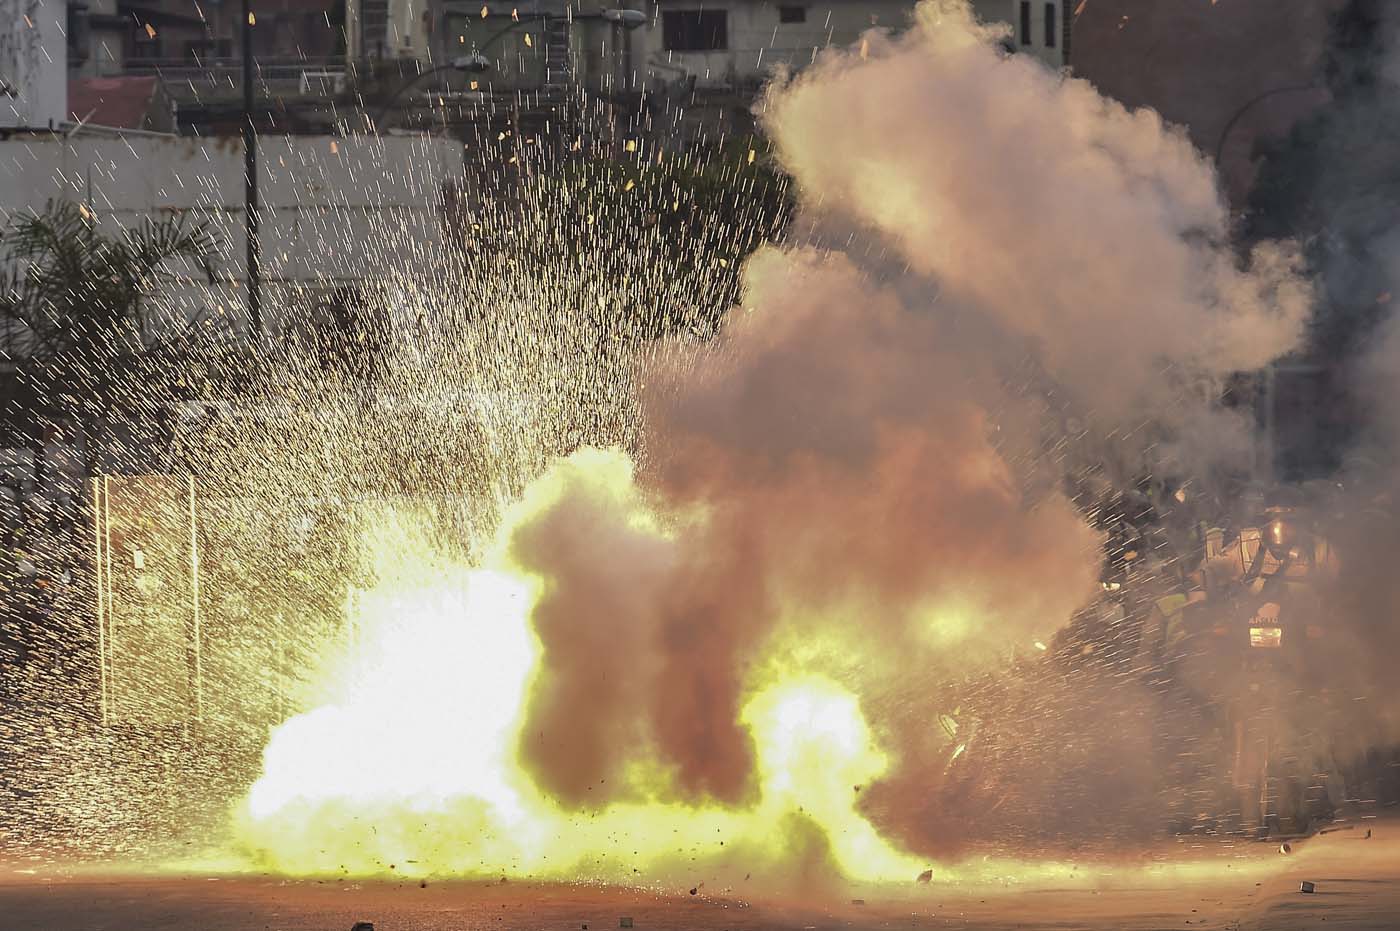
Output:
top-left (462, 134), bottom-right (794, 344)
top-left (0, 200), bottom-right (222, 472)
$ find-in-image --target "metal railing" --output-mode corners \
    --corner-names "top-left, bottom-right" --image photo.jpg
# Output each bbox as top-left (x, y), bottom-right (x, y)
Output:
top-left (119, 57), bottom-right (351, 98)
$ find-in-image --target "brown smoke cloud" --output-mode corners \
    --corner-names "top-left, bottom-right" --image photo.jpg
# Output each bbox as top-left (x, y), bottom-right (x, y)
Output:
top-left (513, 252), bottom-right (1100, 808)
top-left (764, 1), bottom-right (1309, 427)
top-left (506, 0), bottom-right (1312, 848)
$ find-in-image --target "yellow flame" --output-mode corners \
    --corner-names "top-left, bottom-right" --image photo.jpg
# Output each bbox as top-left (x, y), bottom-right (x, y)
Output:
top-left (235, 453), bottom-right (924, 883)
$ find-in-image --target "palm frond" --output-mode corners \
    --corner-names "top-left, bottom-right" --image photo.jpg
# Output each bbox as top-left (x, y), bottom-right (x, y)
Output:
top-left (123, 212), bottom-right (221, 286)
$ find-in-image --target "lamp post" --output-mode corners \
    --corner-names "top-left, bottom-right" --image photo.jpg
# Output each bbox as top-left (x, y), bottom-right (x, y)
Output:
top-left (242, 0), bottom-right (261, 336)
top-left (373, 53), bottom-right (492, 130)
top-left (1213, 84), bottom-right (1323, 168)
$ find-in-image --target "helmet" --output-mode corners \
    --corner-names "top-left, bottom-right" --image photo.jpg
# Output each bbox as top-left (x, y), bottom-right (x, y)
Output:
top-left (1260, 486), bottom-right (1311, 561)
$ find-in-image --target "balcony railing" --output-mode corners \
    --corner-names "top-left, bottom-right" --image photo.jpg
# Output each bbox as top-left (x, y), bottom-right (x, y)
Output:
top-left (119, 57), bottom-right (351, 99)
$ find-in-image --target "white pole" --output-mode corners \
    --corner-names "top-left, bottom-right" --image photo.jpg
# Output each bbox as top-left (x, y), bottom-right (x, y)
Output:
top-left (188, 475), bottom-right (203, 721)
top-left (103, 475), bottom-right (114, 715)
top-left (93, 476), bottom-right (107, 727)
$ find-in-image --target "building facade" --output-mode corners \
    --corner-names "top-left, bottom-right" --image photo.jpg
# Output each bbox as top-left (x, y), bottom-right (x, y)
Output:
top-left (42, 0), bottom-right (1072, 137)
top-left (2, 0), bottom-right (68, 129)
top-left (612, 0), bottom-right (1067, 91)
top-left (439, 0), bottom-right (1068, 96)
top-left (0, 131), bottom-right (461, 333)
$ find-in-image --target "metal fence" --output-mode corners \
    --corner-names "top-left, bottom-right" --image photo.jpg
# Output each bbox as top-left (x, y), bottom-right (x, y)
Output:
top-left (120, 57), bottom-right (350, 99)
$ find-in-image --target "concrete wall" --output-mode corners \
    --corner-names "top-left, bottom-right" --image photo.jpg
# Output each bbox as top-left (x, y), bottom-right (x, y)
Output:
top-left (0, 132), bottom-right (464, 334)
top-left (2, 0), bottom-right (68, 129)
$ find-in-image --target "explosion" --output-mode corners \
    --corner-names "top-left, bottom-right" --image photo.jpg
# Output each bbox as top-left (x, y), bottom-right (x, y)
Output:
top-left (235, 452), bottom-right (929, 884)
top-left (0, 0), bottom-right (1335, 893)
top-left (226, 0), bottom-right (1310, 886)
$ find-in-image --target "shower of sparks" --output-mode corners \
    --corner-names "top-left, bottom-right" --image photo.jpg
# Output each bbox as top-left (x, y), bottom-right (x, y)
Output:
top-left (0, 0), bottom-right (1371, 901)
top-left (0, 91), bottom-right (808, 874)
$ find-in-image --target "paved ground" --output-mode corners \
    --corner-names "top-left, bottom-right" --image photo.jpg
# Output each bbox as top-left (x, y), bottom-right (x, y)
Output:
top-left (0, 822), bottom-right (1395, 930)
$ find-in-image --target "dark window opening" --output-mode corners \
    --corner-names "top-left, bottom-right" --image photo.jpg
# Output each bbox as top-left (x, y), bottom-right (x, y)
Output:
top-left (663, 10), bottom-right (728, 51)
top-left (778, 5), bottom-right (806, 24)
top-left (67, 0), bottom-right (90, 64)
top-left (1044, 2), bottom-right (1056, 48)
top-left (129, 31), bottom-right (163, 60)
top-left (1019, 1), bottom-right (1031, 45)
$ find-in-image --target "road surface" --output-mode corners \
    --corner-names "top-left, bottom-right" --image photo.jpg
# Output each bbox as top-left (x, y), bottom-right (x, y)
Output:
top-left (0, 821), bottom-right (1395, 930)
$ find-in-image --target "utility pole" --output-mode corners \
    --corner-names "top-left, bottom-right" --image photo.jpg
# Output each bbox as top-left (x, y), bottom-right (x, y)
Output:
top-left (242, 0), bottom-right (262, 335)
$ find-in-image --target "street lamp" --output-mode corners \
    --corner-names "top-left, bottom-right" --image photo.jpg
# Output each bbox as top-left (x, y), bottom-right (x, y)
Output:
top-left (454, 51), bottom-right (492, 73)
top-left (374, 53), bottom-right (493, 130)
top-left (1213, 84), bottom-right (1323, 168)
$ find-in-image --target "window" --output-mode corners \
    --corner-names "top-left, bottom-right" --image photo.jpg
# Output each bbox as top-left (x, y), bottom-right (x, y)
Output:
top-left (778, 5), bottom-right (806, 24)
top-left (129, 26), bottom-right (163, 60)
top-left (1019, 1), bottom-right (1031, 45)
top-left (663, 10), bottom-right (728, 51)
top-left (1044, 2), bottom-right (1056, 48)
